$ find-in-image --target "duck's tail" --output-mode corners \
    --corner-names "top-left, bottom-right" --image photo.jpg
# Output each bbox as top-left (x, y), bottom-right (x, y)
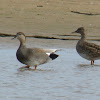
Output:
top-left (49, 53), bottom-right (59, 60)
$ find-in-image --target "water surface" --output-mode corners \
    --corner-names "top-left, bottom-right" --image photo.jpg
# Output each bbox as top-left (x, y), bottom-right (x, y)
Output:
top-left (0, 48), bottom-right (100, 100)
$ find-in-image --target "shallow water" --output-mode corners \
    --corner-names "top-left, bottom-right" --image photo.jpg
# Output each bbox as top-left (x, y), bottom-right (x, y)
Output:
top-left (0, 48), bottom-right (100, 100)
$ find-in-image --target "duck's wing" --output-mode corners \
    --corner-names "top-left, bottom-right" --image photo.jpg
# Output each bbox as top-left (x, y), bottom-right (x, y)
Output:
top-left (24, 48), bottom-right (50, 64)
top-left (81, 41), bottom-right (100, 58)
top-left (31, 48), bottom-right (59, 55)
top-left (84, 41), bottom-right (100, 50)
top-left (25, 48), bottom-right (58, 58)
top-left (42, 49), bottom-right (58, 55)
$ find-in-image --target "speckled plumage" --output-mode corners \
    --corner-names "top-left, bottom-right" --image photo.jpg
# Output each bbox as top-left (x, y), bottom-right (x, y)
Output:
top-left (73, 27), bottom-right (100, 65)
top-left (14, 32), bottom-right (59, 69)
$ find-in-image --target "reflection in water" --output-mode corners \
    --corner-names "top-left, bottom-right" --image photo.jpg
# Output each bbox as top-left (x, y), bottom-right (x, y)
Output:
top-left (17, 66), bottom-right (54, 72)
top-left (78, 64), bottom-right (93, 67)
top-left (78, 64), bottom-right (100, 67)
top-left (18, 66), bottom-right (36, 72)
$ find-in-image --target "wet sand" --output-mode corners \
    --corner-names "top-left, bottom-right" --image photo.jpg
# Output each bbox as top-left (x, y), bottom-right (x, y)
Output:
top-left (0, 0), bottom-right (100, 45)
top-left (0, 0), bottom-right (100, 38)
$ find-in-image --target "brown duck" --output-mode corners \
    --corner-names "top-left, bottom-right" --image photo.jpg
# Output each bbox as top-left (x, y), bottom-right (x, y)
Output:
top-left (72, 27), bottom-right (100, 65)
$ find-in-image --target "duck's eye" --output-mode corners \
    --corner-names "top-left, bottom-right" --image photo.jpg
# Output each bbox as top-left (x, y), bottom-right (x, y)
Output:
top-left (19, 33), bottom-right (22, 35)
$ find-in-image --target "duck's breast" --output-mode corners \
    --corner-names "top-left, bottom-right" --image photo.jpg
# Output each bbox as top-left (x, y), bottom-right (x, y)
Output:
top-left (76, 41), bottom-right (91, 60)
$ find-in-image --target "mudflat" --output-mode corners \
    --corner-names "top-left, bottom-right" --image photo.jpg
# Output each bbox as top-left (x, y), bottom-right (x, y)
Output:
top-left (0, 0), bottom-right (100, 47)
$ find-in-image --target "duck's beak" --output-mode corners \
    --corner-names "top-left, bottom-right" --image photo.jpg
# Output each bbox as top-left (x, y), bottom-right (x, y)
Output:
top-left (72, 30), bottom-right (77, 33)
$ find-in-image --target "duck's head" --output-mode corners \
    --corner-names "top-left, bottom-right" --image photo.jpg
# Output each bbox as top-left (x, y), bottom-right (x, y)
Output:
top-left (13, 32), bottom-right (26, 41)
top-left (72, 27), bottom-right (85, 34)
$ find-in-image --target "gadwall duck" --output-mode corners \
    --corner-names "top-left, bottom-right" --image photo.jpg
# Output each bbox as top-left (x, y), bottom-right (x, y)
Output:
top-left (72, 27), bottom-right (100, 65)
top-left (13, 32), bottom-right (59, 69)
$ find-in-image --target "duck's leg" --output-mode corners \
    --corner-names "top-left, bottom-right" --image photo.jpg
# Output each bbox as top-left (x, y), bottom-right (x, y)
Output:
top-left (93, 60), bottom-right (94, 65)
top-left (91, 60), bottom-right (94, 65)
top-left (35, 65), bottom-right (37, 70)
top-left (25, 65), bottom-right (30, 68)
top-left (91, 60), bottom-right (93, 65)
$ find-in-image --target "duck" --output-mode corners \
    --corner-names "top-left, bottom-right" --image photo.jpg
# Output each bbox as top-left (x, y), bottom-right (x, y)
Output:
top-left (13, 32), bottom-right (59, 69)
top-left (72, 27), bottom-right (100, 65)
